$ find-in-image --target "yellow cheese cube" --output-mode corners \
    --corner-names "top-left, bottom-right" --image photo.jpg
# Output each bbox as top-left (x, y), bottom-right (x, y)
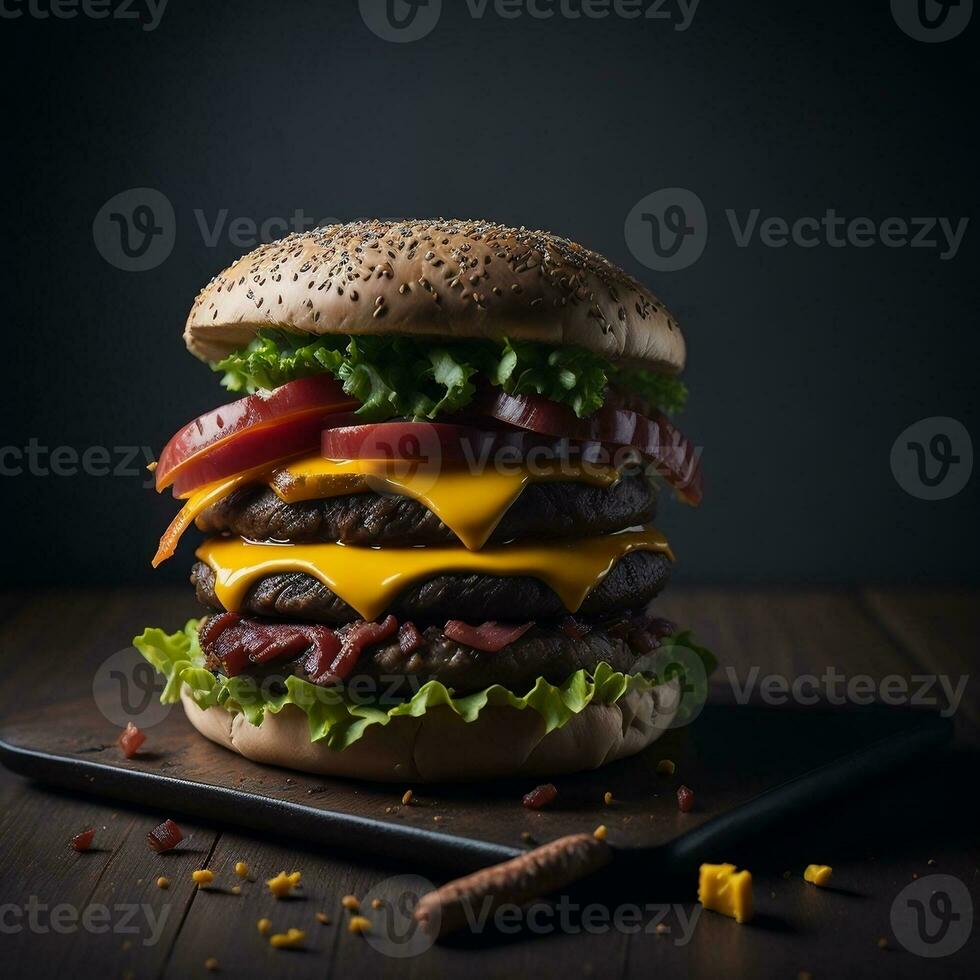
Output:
top-left (804, 864), bottom-right (833, 887)
top-left (698, 863), bottom-right (754, 923)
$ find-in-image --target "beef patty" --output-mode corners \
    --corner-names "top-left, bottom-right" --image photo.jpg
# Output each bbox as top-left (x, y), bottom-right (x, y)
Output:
top-left (195, 471), bottom-right (656, 547)
top-left (191, 549), bottom-right (671, 626)
top-left (356, 622), bottom-right (646, 695)
top-left (200, 616), bottom-right (669, 696)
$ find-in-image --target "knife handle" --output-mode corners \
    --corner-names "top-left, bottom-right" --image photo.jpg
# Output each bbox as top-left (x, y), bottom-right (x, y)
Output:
top-left (414, 832), bottom-right (612, 940)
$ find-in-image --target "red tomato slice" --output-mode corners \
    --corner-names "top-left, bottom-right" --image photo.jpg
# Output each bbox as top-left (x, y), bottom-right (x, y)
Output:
top-left (474, 389), bottom-right (703, 504)
top-left (320, 422), bottom-right (618, 464)
top-left (156, 376), bottom-right (358, 493)
top-left (169, 410), bottom-right (361, 498)
top-left (321, 422), bottom-right (502, 463)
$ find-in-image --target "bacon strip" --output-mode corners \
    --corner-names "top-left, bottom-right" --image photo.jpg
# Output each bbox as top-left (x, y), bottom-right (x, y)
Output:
top-left (200, 613), bottom-right (340, 679)
top-left (443, 620), bottom-right (534, 653)
top-left (397, 621), bottom-right (425, 657)
top-left (310, 615), bottom-right (400, 685)
top-left (559, 615), bottom-right (591, 640)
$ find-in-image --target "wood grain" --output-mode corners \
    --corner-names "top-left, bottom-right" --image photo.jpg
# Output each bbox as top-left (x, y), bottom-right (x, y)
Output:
top-left (1, 587), bottom-right (977, 980)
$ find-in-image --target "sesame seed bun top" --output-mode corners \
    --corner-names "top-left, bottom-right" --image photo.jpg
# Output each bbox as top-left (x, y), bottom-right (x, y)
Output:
top-left (184, 218), bottom-right (686, 374)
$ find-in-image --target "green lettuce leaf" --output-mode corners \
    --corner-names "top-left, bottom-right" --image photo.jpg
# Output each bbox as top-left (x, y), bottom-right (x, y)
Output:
top-left (607, 366), bottom-right (689, 415)
top-left (213, 330), bottom-right (686, 420)
top-left (133, 621), bottom-right (716, 751)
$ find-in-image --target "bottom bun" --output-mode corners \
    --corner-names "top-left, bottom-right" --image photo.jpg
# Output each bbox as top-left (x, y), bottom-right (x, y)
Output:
top-left (180, 680), bottom-right (680, 782)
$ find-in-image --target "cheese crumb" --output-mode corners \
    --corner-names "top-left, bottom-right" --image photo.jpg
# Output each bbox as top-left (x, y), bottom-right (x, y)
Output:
top-left (803, 864), bottom-right (833, 887)
top-left (593, 825), bottom-right (608, 841)
top-left (341, 895), bottom-right (360, 912)
top-left (269, 928), bottom-right (306, 949)
top-left (156, 877), bottom-right (169, 889)
top-left (256, 918), bottom-right (272, 936)
top-left (192, 869), bottom-right (214, 886)
top-left (603, 791), bottom-right (613, 805)
top-left (698, 863), bottom-right (754, 924)
top-left (348, 916), bottom-right (371, 934)
top-left (267, 870), bottom-right (302, 898)
top-left (234, 861), bottom-right (249, 879)
top-left (656, 759), bottom-right (676, 776)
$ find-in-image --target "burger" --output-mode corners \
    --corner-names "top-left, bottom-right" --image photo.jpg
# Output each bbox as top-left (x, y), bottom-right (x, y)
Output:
top-left (134, 219), bottom-right (713, 782)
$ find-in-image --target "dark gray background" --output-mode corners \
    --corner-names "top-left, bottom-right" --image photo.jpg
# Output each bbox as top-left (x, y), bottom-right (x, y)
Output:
top-left (1, 0), bottom-right (977, 586)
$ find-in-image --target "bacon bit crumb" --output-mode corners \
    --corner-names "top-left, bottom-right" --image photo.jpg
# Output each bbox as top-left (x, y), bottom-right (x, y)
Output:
top-left (521, 832), bottom-right (536, 845)
top-left (341, 895), bottom-right (360, 912)
top-left (401, 789), bottom-right (414, 806)
top-left (156, 877), bottom-right (169, 889)
top-left (146, 819), bottom-right (183, 853)
top-left (71, 829), bottom-right (96, 852)
top-left (269, 928), bottom-right (305, 949)
top-left (146, 460), bottom-right (158, 472)
top-left (371, 898), bottom-right (383, 910)
top-left (927, 858), bottom-right (936, 866)
top-left (348, 916), bottom-right (371, 934)
top-left (315, 912), bottom-right (331, 925)
top-left (234, 861), bottom-right (249, 878)
top-left (593, 825), bottom-right (608, 841)
top-left (204, 957), bottom-right (219, 972)
top-left (656, 759), bottom-right (676, 776)
top-left (603, 791), bottom-right (613, 805)
top-left (677, 785), bottom-right (695, 812)
top-left (117, 722), bottom-right (146, 759)
top-left (267, 871), bottom-right (301, 898)
top-left (257, 918), bottom-right (272, 936)
top-left (192, 870), bottom-right (214, 886)
top-left (655, 923), bottom-right (670, 935)
top-left (522, 783), bottom-right (558, 810)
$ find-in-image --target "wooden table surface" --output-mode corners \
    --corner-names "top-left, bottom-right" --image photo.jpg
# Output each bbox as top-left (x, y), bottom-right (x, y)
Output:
top-left (1, 587), bottom-right (977, 979)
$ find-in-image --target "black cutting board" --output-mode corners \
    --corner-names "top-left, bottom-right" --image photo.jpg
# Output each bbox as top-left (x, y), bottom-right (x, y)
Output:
top-left (0, 693), bottom-right (951, 875)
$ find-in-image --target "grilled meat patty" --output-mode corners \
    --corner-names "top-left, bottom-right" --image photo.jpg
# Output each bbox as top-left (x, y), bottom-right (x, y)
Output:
top-left (195, 471), bottom-right (657, 547)
top-left (191, 549), bottom-right (671, 626)
top-left (198, 614), bottom-right (673, 696)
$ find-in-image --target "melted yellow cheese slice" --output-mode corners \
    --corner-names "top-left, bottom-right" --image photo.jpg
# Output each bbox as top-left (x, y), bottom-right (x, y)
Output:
top-left (154, 454), bottom-right (622, 564)
top-left (196, 527), bottom-right (673, 621)
top-left (271, 455), bottom-right (620, 550)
